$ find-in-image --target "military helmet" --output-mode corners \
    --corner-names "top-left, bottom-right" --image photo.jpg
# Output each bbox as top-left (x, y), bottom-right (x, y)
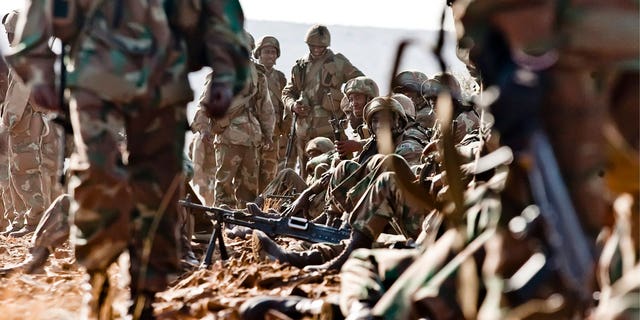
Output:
top-left (344, 76), bottom-right (379, 100)
top-left (253, 35), bottom-right (281, 59)
top-left (391, 70), bottom-right (429, 94)
top-left (305, 24), bottom-right (331, 47)
top-left (431, 73), bottom-right (463, 101)
top-left (391, 93), bottom-right (416, 119)
top-left (421, 79), bottom-right (444, 98)
top-left (363, 96), bottom-right (408, 129)
top-left (245, 31), bottom-right (255, 52)
top-left (340, 95), bottom-right (351, 112)
top-left (305, 137), bottom-right (335, 155)
top-left (2, 10), bottom-right (19, 34)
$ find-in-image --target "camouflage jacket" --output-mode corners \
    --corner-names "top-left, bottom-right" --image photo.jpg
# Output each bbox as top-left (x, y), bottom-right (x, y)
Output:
top-left (282, 49), bottom-right (363, 140)
top-left (212, 62), bottom-right (275, 147)
top-left (262, 66), bottom-right (287, 136)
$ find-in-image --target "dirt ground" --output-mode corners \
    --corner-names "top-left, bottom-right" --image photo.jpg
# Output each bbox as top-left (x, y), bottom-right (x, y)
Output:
top-left (0, 233), bottom-right (340, 319)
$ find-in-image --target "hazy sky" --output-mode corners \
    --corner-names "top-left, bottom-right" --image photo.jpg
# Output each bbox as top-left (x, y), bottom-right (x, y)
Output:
top-left (0, 1), bottom-right (452, 31)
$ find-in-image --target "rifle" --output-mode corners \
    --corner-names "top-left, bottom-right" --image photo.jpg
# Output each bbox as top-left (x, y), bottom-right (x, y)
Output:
top-left (179, 197), bottom-right (350, 267)
top-left (327, 92), bottom-right (350, 160)
top-left (283, 111), bottom-right (298, 168)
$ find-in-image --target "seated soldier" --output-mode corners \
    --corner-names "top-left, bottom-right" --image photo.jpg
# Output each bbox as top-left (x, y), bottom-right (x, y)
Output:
top-left (335, 76), bottom-right (379, 159)
top-left (252, 97), bottom-right (429, 268)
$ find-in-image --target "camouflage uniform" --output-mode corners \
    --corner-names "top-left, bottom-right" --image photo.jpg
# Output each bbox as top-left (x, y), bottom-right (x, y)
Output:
top-left (282, 25), bottom-right (363, 177)
top-left (3, 70), bottom-right (50, 232)
top-left (213, 61), bottom-right (275, 208)
top-left (254, 36), bottom-right (287, 188)
top-left (254, 98), bottom-right (429, 266)
top-left (190, 103), bottom-right (217, 205)
top-left (6, 0), bottom-right (248, 315)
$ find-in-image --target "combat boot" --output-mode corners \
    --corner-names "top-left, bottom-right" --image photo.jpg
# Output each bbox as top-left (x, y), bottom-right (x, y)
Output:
top-left (239, 295), bottom-right (333, 320)
top-left (251, 230), bottom-right (324, 268)
top-left (8, 224), bottom-right (37, 237)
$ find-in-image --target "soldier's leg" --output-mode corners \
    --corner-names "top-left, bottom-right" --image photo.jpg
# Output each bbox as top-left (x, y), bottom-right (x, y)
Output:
top-left (295, 137), bottom-right (309, 178)
top-left (235, 146), bottom-right (260, 208)
top-left (0, 127), bottom-right (8, 231)
top-left (251, 229), bottom-right (342, 268)
top-left (67, 91), bottom-right (130, 318)
top-left (214, 143), bottom-right (242, 207)
top-left (190, 133), bottom-right (215, 206)
top-left (339, 248), bottom-right (418, 317)
top-left (258, 143), bottom-right (278, 193)
top-left (125, 101), bottom-right (186, 299)
top-left (40, 119), bottom-right (64, 199)
top-left (68, 90), bottom-right (131, 275)
top-left (202, 140), bottom-right (217, 205)
top-left (8, 112), bottom-right (49, 235)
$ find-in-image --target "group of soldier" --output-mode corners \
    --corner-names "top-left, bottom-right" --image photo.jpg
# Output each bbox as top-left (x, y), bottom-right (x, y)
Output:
top-left (0, 0), bottom-right (638, 319)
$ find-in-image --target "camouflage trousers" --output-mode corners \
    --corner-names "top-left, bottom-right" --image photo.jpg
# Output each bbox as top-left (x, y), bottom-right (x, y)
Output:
top-left (214, 143), bottom-right (259, 208)
top-left (0, 126), bottom-right (8, 230)
top-left (40, 120), bottom-right (64, 200)
top-left (258, 135), bottom-right (280, 194)
top-left (339, 247), bottom-right (419, 316)
top-left (7, 108), bottom-right (49, 227)
top-left (189, 132), bottom-right (216, 206)
top-left (68, 90), bottom-right (186, 293)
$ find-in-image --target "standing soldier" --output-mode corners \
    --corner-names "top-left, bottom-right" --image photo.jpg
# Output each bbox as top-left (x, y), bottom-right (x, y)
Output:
top-left (5, 0), bottom-right (249, 318)
top-left (190, 91), bottom-right (218, 206)
top-left (212, 32), bottom-right (275, 208)
top-left (254, 35), bottom-right (287, 191)
top-left (1, 10), bottom-right (51, 237)
top-left (282, 24), bottom-right (363, 178)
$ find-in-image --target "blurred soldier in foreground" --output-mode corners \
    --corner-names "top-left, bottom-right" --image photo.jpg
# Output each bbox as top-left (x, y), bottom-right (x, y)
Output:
top-left (254, 35), bottom-right (287, 188)
top-left (5, 0), bottom-right (249, 318)
top-left (282, 24), bottom-right (363, 177)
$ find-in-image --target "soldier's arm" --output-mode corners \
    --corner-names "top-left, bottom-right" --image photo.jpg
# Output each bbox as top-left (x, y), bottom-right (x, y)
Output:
top-left (202, 0), bottom-right (250, 95)
top-left (336, 53), bottom-right (364, 82)
top-left (281, 66), bottom-right (301, 114)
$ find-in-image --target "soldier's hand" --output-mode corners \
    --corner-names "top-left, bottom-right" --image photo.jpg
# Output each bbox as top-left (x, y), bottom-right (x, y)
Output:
top-left (335, 140), bottom-right (362, 157)
top-left (293, 101), bottom-right (310, 117)
top-left (31, 84), bottom-right (59, 112)
top-left (204, 82), bottom-right (233, 118)
top-left (282, 190), bottom-right (312, 217)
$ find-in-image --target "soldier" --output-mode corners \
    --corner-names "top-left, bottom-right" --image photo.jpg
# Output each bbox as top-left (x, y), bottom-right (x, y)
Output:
top-left (253, 35), bottom-right (287, 188)
top-left (282, 24), bottom-right (363, 178)
top-left (335, 76), bottom-right (379, 159)
top-left (252, 97), bottom-right (428, 268)
top-left (190, 89), bottom-right (219, 206)
top-left (212, 32), bottom-right (275, 208)
top-left (1, 10), bottom-right (51, 237)
top-left (5, 1), bottom-right (249, 318)
top-left (391, 70), bottom-right (432, 126)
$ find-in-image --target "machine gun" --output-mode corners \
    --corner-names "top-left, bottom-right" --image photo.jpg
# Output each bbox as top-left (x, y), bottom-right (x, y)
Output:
top-left (179, 197), bottom-right (350, 267)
